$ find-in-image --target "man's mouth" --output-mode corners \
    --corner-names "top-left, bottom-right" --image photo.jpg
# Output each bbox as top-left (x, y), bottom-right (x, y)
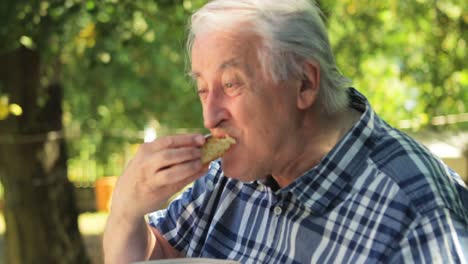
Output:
top-left (208, 130), bottom-right (237, 141)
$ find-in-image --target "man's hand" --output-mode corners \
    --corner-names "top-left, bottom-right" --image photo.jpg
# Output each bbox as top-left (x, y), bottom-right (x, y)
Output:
top-left (103, 134), bottom-right (206, 263)
top-left (110, 133), bottom-right (206, 222)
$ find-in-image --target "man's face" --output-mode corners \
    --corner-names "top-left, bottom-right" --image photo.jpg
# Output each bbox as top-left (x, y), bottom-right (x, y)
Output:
top-left (191, 30), bottom-right (301, 181)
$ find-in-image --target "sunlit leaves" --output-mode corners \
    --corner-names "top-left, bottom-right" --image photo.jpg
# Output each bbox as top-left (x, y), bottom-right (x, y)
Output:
top-left (86, 1), bottom-right (96, 11)
top-left (75, 22), bottom-right (96, 54)
top-left (327, 0), bottom-right (466, 129)
top-left (0, 96), bottom-right (9, 120)
top-left (39, 1), bottom-right (50, 17)
top-left (353, 55), bottom-right (410, 124)
top-left (2, 0), bottom-right (466, 173)
top-left (0, 95), bottom-right (23, 120)
top-left (9, 104), bottom-right (23, 116)
top-left (97, 52), bottom-right (111, 63)
top-left (132, 11), bottom-right (148, 35)
top-left (437, 1), bottom-right (463, 19)
top-left (19, 35), bottom-right (36, 49)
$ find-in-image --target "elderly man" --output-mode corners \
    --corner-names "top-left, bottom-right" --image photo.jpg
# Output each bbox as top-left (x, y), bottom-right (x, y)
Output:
top-left (103, 0), bottom-right (468, 263)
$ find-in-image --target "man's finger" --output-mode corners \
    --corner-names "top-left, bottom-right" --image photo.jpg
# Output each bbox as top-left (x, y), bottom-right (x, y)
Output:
top-left (165, 167), bottom-right (208, 195)
top-left (153, 159), bottom-right (203, 186)
top-left (150, 134), bottom-right (205, 151)
top-left (151, 147), bottom-right (202, 171)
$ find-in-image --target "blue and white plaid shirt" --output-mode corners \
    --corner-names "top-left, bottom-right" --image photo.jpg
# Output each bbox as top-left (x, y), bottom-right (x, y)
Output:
top-left (149, 88), bottom-right (468, 263)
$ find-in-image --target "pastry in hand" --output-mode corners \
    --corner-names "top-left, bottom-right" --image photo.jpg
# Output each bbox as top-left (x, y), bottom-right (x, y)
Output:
top-left (201, 135), bottom-right (236, 164)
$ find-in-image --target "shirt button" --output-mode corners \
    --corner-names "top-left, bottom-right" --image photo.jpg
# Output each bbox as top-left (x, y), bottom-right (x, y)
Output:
top-left (274, 206), bottom-right (282, 216)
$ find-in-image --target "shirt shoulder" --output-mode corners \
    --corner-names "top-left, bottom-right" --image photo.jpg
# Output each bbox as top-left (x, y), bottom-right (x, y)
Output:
top-left (368, 124), bottom-right (468, 223)
top-left (386, 206), bottom-right (468, 263)
top-left (343, 89), bottom-right (467, 223)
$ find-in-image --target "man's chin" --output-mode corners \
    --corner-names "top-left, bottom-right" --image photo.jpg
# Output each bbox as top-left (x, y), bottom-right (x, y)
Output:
top-left (220, 163), bottom-right (238, 179)
top-left (221, 162), bottom-right (257, 182)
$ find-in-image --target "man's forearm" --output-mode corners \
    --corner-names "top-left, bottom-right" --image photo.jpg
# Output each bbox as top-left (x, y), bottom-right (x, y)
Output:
top-left (103, 214), bottom-right (156, 264)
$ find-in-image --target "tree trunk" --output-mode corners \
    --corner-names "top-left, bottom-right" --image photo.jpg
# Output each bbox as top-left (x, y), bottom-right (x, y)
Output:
top-left (0, 47), bottom-right (90, 264)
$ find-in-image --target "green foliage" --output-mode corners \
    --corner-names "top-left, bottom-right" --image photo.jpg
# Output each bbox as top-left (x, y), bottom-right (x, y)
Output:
top-left (324, 0), bottom-right (467, 128)
top-left (59, 1), bottom-right (207, 165)
top-left (1, 0), bottom-right (466, 179)
top-left (1, 0), bottom-right (208, 176)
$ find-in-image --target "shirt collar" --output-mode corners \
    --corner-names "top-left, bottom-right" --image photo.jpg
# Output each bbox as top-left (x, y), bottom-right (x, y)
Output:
top-left (281, 88), bottom-right (378, 214)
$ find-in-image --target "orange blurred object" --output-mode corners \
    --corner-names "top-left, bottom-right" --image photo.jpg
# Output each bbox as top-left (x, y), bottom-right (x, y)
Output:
top-left (94, 176), bottom-right (117, 212)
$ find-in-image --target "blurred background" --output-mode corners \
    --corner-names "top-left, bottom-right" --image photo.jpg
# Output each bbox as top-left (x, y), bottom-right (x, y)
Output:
top-left (0, 0), bottom-right (466, 263)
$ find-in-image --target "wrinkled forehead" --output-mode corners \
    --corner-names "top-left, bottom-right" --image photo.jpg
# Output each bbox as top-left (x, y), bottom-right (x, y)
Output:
top-left (192, 30), bottom-right (251, 53)
top-left (191, 30), bottom-right (262, 72)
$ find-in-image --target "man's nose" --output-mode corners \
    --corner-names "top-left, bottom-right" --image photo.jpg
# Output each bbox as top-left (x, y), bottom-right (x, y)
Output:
top-left (203, 89), bottom-right (229, 129)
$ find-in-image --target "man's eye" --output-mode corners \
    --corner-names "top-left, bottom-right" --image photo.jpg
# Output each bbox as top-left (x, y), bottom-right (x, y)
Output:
top-left (197, 88), bottom-right (208, 98)
top-left (223, 82), bottom-right (242, 97)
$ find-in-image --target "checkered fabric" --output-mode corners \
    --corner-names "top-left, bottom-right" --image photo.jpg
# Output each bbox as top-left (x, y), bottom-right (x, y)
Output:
top-left (148, 88), bottom-right (468, 264)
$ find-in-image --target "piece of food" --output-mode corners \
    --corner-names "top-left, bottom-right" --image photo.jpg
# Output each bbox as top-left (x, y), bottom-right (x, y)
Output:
top-left (201, 135), bottom-right (236, 164)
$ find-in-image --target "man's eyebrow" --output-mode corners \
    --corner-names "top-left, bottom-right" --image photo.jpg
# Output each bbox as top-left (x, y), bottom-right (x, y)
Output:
top-left (219, 58), bottom-right (240, 70)
top-left (189, 58), bottom-right (242, 80)
top-left (221, 58), bottom-right (253, 76)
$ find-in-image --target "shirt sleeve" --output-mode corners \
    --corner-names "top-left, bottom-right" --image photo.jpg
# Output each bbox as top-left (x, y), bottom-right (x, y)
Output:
top-left (147, 163), bottom-right (223, 255)
top-left (387, 208), bottom-right (468, 264)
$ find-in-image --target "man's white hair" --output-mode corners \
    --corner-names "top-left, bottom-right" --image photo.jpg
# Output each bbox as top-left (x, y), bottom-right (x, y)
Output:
top-left (187, 0), bottom-right (351, 113)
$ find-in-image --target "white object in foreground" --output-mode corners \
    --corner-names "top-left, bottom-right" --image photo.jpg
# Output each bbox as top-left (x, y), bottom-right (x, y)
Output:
top-left (133, 258), bottom-right (240, 264)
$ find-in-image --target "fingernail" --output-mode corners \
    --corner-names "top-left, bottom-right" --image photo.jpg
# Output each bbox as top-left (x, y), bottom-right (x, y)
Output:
top-left (195, 135), bottom-right (205, 145)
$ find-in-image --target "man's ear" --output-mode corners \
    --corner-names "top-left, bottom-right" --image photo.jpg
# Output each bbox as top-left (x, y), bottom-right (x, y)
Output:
top-left (297, 61), bottom-right (320, 109)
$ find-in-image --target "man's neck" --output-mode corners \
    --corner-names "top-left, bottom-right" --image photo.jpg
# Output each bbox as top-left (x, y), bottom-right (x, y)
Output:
top-left (271, 107), bottom-right (361, 188)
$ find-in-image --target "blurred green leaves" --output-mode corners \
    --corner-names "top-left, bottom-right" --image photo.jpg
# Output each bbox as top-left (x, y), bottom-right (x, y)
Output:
top-left (60, 0), bottom-right (205, 165)
top-left (326, 0), bottom-right (467, 127)
top-left (1, 0), bottom-right (466, 174)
